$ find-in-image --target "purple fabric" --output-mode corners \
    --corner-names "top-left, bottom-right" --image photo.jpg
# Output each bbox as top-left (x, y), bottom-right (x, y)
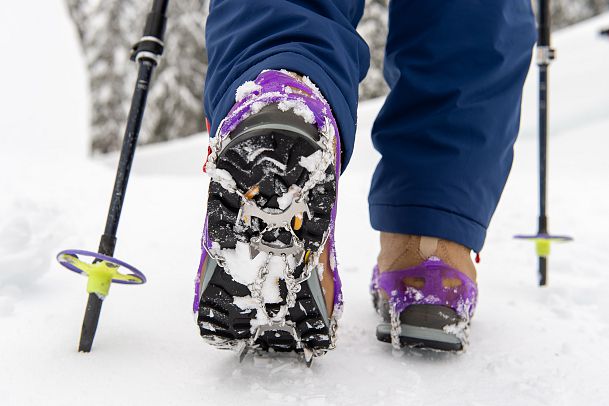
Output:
top-left (217, 71), bottom-right (339, 138)
top-left (194, 70), bottom-right (343, 313)
top-left (371, 258), bottom-right (478, 320)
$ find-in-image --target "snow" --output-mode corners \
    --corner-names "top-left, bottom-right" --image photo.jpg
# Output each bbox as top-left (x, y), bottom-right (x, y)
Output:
top-left (221, 241), bottom-right (269, 286)
top-left (235, 81), bottom-right (262, 102)
top-left (2, 3), bottom-right (609, 405)
top-left (257, 156), bottom-right (287, 172)
top-left (277, 185), bottom-right (302, 210)
top-left (206, 166), bottom-right (237, 191)
top-left (218, 241), bottom-right (294, 330)
top-left (277, 99), bottom-right (316, 124)
top-left (246, 147), bottom-right (274, 163)
top-left (299, 150), bottom-right (324, 172)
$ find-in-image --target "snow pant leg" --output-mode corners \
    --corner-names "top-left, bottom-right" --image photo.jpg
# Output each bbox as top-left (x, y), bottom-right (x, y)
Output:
top-left (204, 0), bottom-right (370, 169)
top-left (368, 0), bottom-right (536, 252)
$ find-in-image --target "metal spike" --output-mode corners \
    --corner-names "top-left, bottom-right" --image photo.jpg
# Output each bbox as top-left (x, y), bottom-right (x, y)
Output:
top-left (248, 235), bottom-right (305, 263)
top-left (303, 347), bottom-right (314, 368)
top-left (237, 342), bottom-right (249, 363)
top-left (236, 205), bottom-right (249, 227)
top-left (249, 244), bottom-right (261, 260)
top-left (239, 198), bottom-right (310, 228)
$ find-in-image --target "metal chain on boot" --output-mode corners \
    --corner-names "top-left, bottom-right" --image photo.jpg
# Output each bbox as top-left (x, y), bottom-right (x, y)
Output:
top-left (390, 305), bottom-right (403, 351)
top-left (202, 114), bottom-right (339, 361)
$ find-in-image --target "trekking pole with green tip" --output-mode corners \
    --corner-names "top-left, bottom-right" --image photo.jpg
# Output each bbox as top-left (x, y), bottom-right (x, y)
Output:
top-left (56, 0), bottom-right (170, 352)
top-left (515, 0), bottom-right (572, 286)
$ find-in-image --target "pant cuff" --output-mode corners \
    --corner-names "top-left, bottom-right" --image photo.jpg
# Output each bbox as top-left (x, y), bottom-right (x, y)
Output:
top-left (369, 204), bottom-right (486, 252)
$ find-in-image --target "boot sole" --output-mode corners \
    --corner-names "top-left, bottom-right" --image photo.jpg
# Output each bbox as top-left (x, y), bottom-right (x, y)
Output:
top-left (376, 323), bottom-right (464, 352)
top-left (197, 107), bottom-right (336, 356)
top-left (372, 292), bottom-right (468, 352)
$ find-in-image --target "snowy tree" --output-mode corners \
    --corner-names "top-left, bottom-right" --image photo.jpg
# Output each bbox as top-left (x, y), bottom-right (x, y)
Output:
top-left (66, 0), bottom-right (609, 153)
top-left (355, 0), bottom-right (609, 100)
top-left (143, 0), bottom-right (208, 146)
top-left (66, 0), bottom-right (208, 154)
top-left (551, 0), bottom-right (609, 28)
top-left (357, 0), bottom-right (389, 100)
top-left (67, 0), bottom-right (134, 153)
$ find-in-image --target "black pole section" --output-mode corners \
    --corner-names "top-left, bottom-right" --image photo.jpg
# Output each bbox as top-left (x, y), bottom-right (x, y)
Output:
top-left (79, 293), bottom-right (104, 352)
top-left (98, 61), bottom-right (156, 257)
top-left (78, 0), bottom-right (170, 352)
top-left (537, 0), bottom-right (554, 286)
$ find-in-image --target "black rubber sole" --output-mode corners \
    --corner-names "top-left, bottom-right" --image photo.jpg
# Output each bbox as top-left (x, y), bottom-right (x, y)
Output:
top-left (198, 107), bottom-right (336, 354)
top-left (372, 291), bottom-right (467, 352)
top-left (375, 325), bottom-right (464, 352)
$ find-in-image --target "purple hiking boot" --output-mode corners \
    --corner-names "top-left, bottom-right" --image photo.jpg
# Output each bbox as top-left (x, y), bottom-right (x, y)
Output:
top-left (371, 236), bottom-right (478, 352)
top-left (193, 70), bottom-right (342, 365)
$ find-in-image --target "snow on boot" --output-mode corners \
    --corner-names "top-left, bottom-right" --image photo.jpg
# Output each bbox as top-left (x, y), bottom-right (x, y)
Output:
top-left (371, 233), bottom-right (478, 352)
top-left (193, 70), bottom-right (342, 364)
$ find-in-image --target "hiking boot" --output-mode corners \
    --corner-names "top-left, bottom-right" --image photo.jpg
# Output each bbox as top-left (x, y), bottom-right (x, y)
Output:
top-left (371, 233), bottom-right (478, 351)
top-left (193, 70), bottom-right (342, 365)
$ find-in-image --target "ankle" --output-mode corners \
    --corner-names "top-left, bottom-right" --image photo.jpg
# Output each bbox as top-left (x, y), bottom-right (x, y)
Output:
top-left (378, 232), bottom-right (477, 283)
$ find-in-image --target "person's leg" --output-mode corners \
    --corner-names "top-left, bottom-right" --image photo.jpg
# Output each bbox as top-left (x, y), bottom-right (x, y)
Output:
top-left (369, 0), bottom-right (536, 350)
top-left (369, 0), bottom-right (536, 252)
top-left (197, 0), bottom-right (369, 360)
top-left (204, 0), bottom-right (369, 169)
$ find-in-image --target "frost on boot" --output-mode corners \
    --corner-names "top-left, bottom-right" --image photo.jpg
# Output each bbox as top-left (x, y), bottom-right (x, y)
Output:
top-left (193, 70), bottom-right (342, 364)
top-left (371, 234), bottom-right (478, 352)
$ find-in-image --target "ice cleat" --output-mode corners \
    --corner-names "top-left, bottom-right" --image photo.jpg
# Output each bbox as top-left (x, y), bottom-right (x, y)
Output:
top-left (193, 70), bottom-right (342, 364)
top-left (371, 234), bottom-right (478, 352)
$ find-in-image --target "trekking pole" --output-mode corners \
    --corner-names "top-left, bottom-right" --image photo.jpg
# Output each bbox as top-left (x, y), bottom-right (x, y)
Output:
top-left (515, 0), bottom-right (572, 286)
top-left (56, 0), bottom-right (170, 352)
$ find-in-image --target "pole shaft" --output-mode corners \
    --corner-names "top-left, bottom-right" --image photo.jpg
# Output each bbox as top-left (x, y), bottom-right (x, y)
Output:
top-left (538, 0), bottom-right (551, 47)
top-left (152, 0), bottom-right (169, 14)
top-left (539, 257), bottom-right (548, 286)
top-left (539, 66), bottom-right (548, 234)
top-left (537, 0), bottom-right (551, 286)
top-left (79, 293), bottom-right (103, 352)
top-left (99, 61), bottom-right (155, 257)
top-left (81, 62), bottom-right (155, 352)
top-left (78, 0), bottom-right (169, 353)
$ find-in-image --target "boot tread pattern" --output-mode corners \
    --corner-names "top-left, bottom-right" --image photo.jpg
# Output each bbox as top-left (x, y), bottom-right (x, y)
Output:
top-left (199, 128), bottom-right (335, 354)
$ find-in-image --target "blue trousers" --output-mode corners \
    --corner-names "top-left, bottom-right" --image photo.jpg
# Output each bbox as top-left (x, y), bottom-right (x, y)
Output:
top-left (204, 0), bottom-right (536, 252)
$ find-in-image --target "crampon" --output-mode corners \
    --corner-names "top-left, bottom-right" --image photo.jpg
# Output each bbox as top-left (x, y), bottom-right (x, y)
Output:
top-left (193, 70), bottom-right (342, 367)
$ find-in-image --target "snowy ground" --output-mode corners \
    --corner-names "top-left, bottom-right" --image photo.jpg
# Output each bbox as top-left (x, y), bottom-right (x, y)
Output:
top-left (2, 2), bottom-right (609, 405)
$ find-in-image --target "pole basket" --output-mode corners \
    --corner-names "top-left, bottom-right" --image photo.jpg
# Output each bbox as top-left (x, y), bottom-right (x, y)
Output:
top-left (57, 249), bottom-right (146, 298)
top-left (514, 234), bottom-right (572, 258)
